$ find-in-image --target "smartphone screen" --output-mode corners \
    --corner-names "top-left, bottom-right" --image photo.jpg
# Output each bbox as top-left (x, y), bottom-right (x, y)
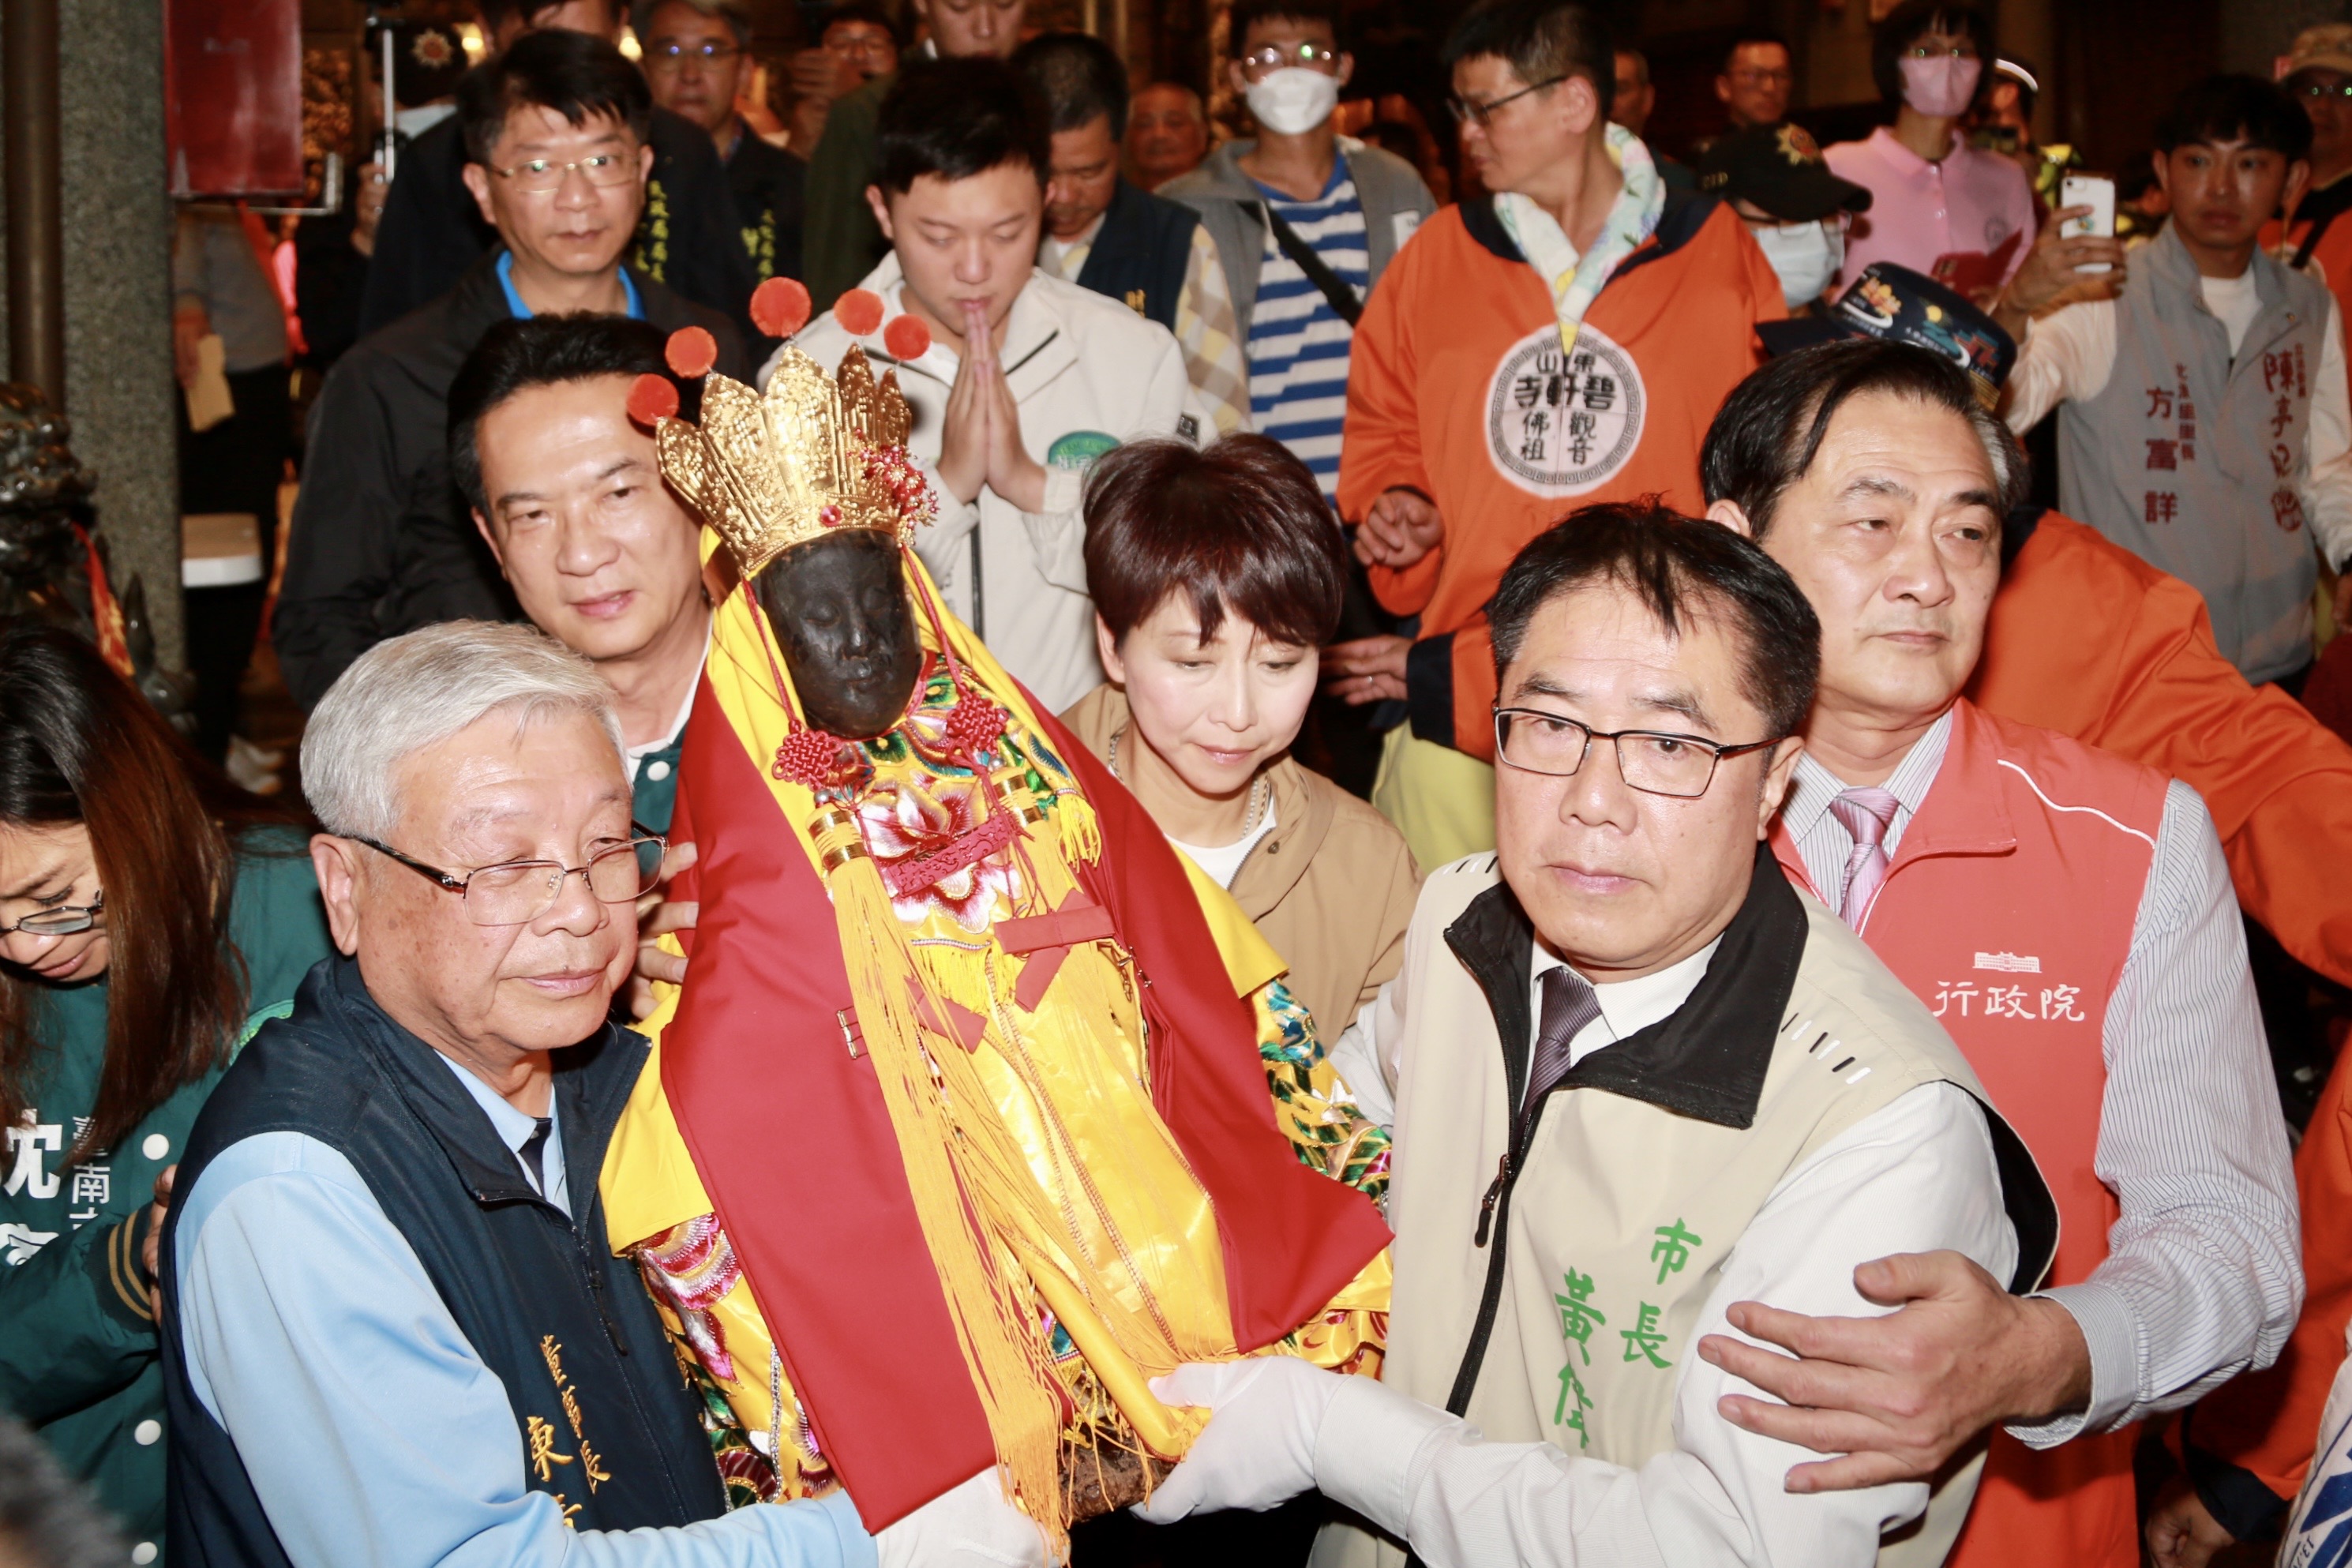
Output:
top-left (2060, 174), bottom-right (2117, 275)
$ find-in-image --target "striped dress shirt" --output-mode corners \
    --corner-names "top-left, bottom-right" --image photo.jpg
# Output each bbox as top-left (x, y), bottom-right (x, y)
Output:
top-left (1247, 169), bottom-right (1367, 501)
top-left (1784, 710), bottom-right (2301, 1446)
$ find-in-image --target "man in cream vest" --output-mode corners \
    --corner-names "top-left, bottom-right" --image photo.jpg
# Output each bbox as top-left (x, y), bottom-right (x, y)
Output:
top-left (1131, 501), bottom-right (2055, 1566)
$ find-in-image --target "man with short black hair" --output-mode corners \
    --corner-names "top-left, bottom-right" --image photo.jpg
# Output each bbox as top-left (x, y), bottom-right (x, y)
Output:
top-left (274, 28), bottom-right (745, 711)
top-left (1696, 336), bottom-right (2297, 1568)
top-left (786, 57), bottom-right (1209, 711)
top-left (1139, 502), bottom-right (2053, 1568)
top-left (447, 315), bottom-right (709, 833)
top-left (636, 0), bottom-right (805, 295)
top-left (1161, 0), bottom-right (1436, 493)
top-left (799, 0), bottom-right (1026, 311)
top-left (1013, 32), bottom-right (1250, 434)
top-left (1999, 73), bottom-right (2352, 689)
top-left (1330, 0), bottom-right (1782, 870)
top-left (1716, 31), bottom-right (1792, 133)
top-left (357, 0), bottom-right (754, 338)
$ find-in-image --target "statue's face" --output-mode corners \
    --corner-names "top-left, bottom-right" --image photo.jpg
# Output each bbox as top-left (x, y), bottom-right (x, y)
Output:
top-left (755, 530), bottom-right (923, 740)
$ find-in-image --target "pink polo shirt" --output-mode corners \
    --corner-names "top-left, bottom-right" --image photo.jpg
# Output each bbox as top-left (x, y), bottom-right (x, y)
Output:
top-left (1826, 126), bottom-right (2036, 297)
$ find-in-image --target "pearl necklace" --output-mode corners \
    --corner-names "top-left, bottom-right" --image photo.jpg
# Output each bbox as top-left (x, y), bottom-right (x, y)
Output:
top-left (1108, 726), bottom-right (1270, 838)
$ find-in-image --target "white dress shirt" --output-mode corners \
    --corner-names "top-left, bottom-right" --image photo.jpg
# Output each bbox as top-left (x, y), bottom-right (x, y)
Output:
top-left (1787, 719), bottom-right (2302, 1445)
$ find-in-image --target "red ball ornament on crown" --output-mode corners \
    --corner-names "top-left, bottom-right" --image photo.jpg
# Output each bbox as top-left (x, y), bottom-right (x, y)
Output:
top-left (626, 373), bottom-right (679, 427)
top-left (835, 288), bottom-right (885, 338)
top-left (882, 313), bottom-right (932, 362)
top-left (664, 326), bottom-right (719, 380)
top-left (751, 276), bottom-right (812, 339)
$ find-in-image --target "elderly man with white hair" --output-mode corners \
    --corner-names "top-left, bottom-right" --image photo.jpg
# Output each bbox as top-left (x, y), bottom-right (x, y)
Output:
top-left (155, 622), bottom-right (1042, 1568)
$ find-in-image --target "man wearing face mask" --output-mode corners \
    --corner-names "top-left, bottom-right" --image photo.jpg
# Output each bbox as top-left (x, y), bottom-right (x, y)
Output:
top-left (1161, 0), bottom-right (1435, 501)
top-left (1825, 0), bottom-right (2033, 300)
top-left (1697, 122), bottom-right (1873, 312)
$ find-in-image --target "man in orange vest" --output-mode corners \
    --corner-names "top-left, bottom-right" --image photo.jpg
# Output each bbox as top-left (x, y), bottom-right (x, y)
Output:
top-left (2264, 26), bottom-right (2352, 332)
top-left (1693, 336), bottom-right (2301, 1568)
top-left (1326, 0), bottom-right (1784, 870)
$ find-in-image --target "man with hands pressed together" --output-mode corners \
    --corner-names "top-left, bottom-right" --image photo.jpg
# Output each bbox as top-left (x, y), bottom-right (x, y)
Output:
top-left (1142, 506), bottom-right (2053, 1567)
top-left (786, 58), bottom-right (1210, 712)
top-left (1694, 339), bottom-right (2298, 1568)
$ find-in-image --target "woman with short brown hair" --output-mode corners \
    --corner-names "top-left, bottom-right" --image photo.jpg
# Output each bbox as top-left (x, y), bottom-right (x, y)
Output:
top-left (1064, 433), bottom-right (1420, 1045)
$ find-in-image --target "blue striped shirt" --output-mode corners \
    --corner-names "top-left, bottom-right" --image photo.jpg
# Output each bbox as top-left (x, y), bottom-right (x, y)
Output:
top-left (1247, 168), bottom-right (1367, 501)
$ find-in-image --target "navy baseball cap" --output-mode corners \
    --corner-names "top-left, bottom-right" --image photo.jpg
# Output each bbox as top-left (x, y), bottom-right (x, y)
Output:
top-left (1757, 262), bottom-right (2017, 407)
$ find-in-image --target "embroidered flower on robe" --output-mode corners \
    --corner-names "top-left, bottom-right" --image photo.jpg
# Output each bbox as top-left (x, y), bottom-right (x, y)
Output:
top-left (854, 773), bottom-right (1022, 932)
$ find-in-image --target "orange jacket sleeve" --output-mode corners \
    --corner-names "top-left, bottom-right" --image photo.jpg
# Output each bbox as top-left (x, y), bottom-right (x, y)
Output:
top-left (1968, 515), bottom-right (2352, 987)
top-left (2184, 1049), bottom-right (2352, 1532)
top-left (1397, 621), bottom-right (1502, 757)
top-left (1340, 222), bottom-right (1443, 618)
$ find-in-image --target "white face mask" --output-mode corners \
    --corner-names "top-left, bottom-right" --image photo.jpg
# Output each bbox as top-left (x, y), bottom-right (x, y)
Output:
top-left (1898, 54), bottom-right (1981, 117)
top-left (1245, 67), bottom-right (1341, 137)
top-left (1753, 221), bottom-right (1844, 309)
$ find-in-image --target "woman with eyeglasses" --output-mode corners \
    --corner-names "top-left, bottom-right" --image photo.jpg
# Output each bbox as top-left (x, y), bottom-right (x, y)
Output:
top-left (1822, 0), bottom-right (2035, 302)
top-left (0, 625), bottom-right (331, 1556)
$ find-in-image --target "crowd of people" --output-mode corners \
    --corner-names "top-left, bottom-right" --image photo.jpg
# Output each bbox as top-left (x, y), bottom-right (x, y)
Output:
top-left (14, 1), bottom-right (2352, 1566)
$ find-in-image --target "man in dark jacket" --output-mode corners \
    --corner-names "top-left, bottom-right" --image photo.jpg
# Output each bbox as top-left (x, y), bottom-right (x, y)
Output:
top-left (1015, 32), bottom-right (1248, 435)
top-left (634, 0), bottom-right (805, 298)
top-left (160, 623), bottom-right (1039, 1567)
top-left (273, 29), bottom-right (745, 711)
top-left (357, 0), bottom-right (755, 340)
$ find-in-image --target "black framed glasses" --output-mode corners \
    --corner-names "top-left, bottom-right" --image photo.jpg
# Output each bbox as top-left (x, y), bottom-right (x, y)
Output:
top-left (487, 153), bottom-right (639, 194)
top-left (1446, 74), bottom-right (1567, 127)
top-left (354, 831), bottom-right (665, 927)
top-left (1493, 707), bottom-right (1780, 798)
top-left (0, 897), bottom-right (103, 937)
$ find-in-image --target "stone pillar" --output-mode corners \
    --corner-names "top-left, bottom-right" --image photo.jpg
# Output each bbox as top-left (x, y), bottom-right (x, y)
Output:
top-left (0, 0), bottom-right (180, 666)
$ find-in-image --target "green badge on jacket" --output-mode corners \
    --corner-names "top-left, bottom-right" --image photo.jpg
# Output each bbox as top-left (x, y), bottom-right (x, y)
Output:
top-left (1046, 430), bottom-right (1120, 471)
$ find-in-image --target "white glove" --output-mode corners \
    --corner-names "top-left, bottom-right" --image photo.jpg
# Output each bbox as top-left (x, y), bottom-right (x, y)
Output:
top-left (1131, 1356), bottom-right (1345, 1523)
top-left (875, 1468), bottom-right (1052, 1568)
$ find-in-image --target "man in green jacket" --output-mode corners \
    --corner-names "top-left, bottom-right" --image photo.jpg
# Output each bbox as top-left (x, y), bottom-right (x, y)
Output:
top-left (801, 0), bottom-right (1026, 309)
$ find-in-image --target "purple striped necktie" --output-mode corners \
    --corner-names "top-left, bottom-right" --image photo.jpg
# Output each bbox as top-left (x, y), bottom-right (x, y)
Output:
top-left (1528, 965), bottom-right (1604, 1102)
top-left (1828, 785), bottom-right (1904, 928)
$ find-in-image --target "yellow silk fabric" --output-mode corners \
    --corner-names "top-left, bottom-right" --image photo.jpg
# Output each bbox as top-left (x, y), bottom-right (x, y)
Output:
top-left (605, 556), bottom-right (1388, 1498)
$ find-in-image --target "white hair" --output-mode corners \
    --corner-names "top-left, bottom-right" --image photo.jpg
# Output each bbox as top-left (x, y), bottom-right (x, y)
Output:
top-left (302, 621), bottom-right (625, 841)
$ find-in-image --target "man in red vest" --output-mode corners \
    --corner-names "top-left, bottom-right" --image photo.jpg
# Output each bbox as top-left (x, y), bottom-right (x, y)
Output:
top-left (1693, 336), bottom-right (2301, 1568)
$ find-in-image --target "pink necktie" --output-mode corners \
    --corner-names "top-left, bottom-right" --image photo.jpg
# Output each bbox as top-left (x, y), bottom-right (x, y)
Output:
top-left (1827, 786), bottom-right (1902, 928)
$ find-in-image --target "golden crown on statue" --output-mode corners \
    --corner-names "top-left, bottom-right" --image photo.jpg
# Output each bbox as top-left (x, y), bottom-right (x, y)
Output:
top-left (655, 345), bottom-right (932, 580)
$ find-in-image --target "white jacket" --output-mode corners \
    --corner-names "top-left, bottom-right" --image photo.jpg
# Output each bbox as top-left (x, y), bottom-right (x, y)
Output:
top-left (778, 256), bottom-right (1213, 713)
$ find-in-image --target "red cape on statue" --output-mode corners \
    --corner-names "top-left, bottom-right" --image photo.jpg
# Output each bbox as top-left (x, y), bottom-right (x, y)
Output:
top-left (656, 673), bottom-right (1393, 1531)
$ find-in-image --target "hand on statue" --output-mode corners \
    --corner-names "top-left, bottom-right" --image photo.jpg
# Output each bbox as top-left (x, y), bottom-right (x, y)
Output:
top-left (875, 1468), bottom-right (1054, 1568)
top-left (970, 300), bottom-right (1045, 513)
top-left (353, 163), bottom-right (389, 257)
top-left (2145, 1477), bottom-right (2238, 1568)
top-left (627, 840), bottom-right (699, 1021)
top-left (1355, 489), bottom-right (1443, 571)
top-left (1131, 1356), bottom-right (1342, 1522)
top-left (1697, 1250), bottom-right (2091, 1491)
top-left (936, 306), bottom-right (992, 508)
top-left (1322, 636), bottom-right (1411, 706)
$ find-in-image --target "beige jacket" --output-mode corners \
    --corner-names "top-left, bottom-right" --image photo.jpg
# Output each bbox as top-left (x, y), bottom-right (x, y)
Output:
top-left (1313, 851), bottom-right (2057, 1568)
top-left (1060, 684), bottom-right (1420, 1040)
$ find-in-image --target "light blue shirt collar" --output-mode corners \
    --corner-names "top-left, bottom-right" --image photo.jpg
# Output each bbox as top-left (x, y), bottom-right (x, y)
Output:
top-left (496, 249), bottom-right (643, 322)
top-left (435, 1052), bottom-right (568, 1217)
